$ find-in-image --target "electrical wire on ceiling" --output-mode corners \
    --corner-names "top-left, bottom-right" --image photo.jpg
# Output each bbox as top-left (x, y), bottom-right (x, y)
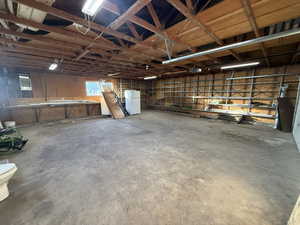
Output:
top-left (75, 6), bottom-right (113, 43)
top-left (164, 38), bottom-right (174, 60)
top-left (75, 14), bottom-right (93, 35)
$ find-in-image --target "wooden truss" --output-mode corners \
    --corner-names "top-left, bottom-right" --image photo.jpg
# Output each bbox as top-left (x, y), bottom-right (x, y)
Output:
top-left (0, 0), bottom-right (298, 77)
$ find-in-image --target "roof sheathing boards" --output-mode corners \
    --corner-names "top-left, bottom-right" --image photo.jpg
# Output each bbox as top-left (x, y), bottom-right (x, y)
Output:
top-left (129, 0), bottom-right (300, 60)
top-left (0, 0), bottom-right (299, 77)
top-left (16, 0), bottom-right (55, 31)
top-left (0, 0), bottom-right (12, 12)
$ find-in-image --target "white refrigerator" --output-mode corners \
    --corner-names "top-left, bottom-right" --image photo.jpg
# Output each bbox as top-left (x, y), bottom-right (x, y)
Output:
top-left (125, 90), bottom-right (141, 115)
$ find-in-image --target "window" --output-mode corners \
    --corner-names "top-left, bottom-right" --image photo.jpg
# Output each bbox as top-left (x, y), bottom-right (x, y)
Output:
top-left (86, 81), bottom-right (100, 96)
top-left (19, 74), bottom-right (32, 91)
top-left (85, 81), bottom-right (113, 96)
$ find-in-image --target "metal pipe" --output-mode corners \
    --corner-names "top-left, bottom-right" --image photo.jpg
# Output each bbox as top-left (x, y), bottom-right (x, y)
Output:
top-left (227, 73), bottom-right (299, 80)
top-left (162, 28), bottom-right (300, 64)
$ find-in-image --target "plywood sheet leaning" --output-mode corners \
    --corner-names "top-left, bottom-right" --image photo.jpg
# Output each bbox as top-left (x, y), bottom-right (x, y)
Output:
top-left (102, 91), bottom-right (125, 119)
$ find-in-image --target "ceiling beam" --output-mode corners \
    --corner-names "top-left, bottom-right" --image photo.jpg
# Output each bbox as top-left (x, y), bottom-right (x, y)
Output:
top-left (0, 52), bottom-right (89, 67)
top-left (0, 27), bottom-right (82, 51)
top-left (102, 1), bottom-right (121, 15)
top-left (0, 46), bottom-right (76, 60)
top-left (126, 21), bottom-right (143, 40)
top-left (240, 0), bottom-right (270, 66)
top-left (185, 0), bottom-right (194, 13)
top-left (0, 36), bottom-right (77, 57)
top-left (0, 54), bottom-right (150, 74)
top-left (0, 12), bottom-right (118, 50)
top-left (10, 0), bottom-right (208, 70)
top-left (8, 0), bottom-right (222, 73)
top-left (0, 44), bottom-right (144, 69)
top-left (0, 64), bottom-right (111, 77)
top-left (12, 0), bottom-right (138, 44)
top-left (109, 0), bottom-right (152, 30)
top-left (0, 18), bottom-right (18, 41)
top-left (146, 2), bottom-right (162, 29)
top-left (130, 15), bottom-right (193, 51)
top-left (0, 14), bottom-right (158, 66)
top-left (0, 58), bottom-right (85, 72)
top-left (166, 0), bottom-right (242, 61)
top-left (129, 15), bottom-right (219, 63)
top-left (0, 46), bottom-right (95, 66)
top-left (11, 0), bottom-right (168, 63)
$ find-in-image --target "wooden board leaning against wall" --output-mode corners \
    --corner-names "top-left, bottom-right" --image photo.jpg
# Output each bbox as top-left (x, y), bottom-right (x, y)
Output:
top-left (148, 65), bottom-right (300, 124)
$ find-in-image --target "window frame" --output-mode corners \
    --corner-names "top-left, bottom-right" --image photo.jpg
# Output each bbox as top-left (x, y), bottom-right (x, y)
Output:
top-left (85, 81), bottom-right (101, 96)
top-left (19, 74), bottom-right (32, 91)
top-left (85, 81), bottom-right (113, 97)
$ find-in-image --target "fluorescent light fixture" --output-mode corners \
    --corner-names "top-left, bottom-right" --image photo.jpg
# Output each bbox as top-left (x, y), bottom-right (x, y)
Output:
top-left (190, 68), bottom-right (202, 73)
top-left (82, 0), bottom-right (105, 16)
top-left (221, 61), bottom-right (260, 70)
top-left (19, 75), bottom-right (30, 79)
top-left (144, 76), bottom-right (157, 80)
top-left (49, 63), bottom-right (58, 71)
top-left (107, 72), bottom-right (120, 77)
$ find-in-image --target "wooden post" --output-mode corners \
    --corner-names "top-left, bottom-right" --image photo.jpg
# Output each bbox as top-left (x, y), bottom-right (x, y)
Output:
top-left (248, 69), bottom-right (256, 113)
top-left (196, 74), bottom-right (200, 109)
top-left (226, 71), bottom-right (235, 105)
top-left (183, 76), bottom-right (187, 107)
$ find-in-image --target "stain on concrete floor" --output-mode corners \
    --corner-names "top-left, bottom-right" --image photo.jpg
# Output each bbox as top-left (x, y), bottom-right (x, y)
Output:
top-left (0, 110), bottom-right (300, 225)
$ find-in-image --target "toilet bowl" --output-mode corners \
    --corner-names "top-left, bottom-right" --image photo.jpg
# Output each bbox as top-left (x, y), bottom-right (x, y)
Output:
top-left (0, 163), bottom-right (17, 202)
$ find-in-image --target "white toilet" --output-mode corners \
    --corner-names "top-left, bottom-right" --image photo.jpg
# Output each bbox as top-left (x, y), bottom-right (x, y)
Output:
top-left (0, 163), bottom-right (17, 202)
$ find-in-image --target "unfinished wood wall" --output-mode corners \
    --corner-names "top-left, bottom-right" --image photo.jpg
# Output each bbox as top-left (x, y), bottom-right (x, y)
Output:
top-left (26, 73), bottom-right (116, 103)
top-left (0, 70), bottom-right (148, 107)
top-left (4, 72), bottom-right (120, 105)
top-left (148, 65), bottom-right (300, 124)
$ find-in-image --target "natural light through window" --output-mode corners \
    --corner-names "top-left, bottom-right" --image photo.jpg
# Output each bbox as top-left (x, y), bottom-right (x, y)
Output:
top-left (86, 81), bottom-right (100, 96)
top-left (19, 74), bottom-right (32, 91)
top-left (85, 81), bottom-right (113, 96)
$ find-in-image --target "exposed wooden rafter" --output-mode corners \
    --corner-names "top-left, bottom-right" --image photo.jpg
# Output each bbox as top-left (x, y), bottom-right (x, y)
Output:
top-left (0, 27), bottom-right (81, 50)
top-left (10, 0), bottom-right (171, 67)
top-left (109, 0), bottom-right (152, 30)
top-left (130, 15), bottom-right (193, 50)
top-left (240, 0), bottom-right (270, 66)
top-left (9, 0), bottom-right (219, 68)
top-left (126, 21), bottom-right (143, 40)
top-left (146, 2), bottom-right (162, 29)
top-left (185, 0), bottom-right (194, 13)
top-left (0, 36), bottom-right (77, 57)
top-left (11, 0), bottom-right (138, 43)
top-left (102, 1), bottom-right (121, 15)
top-left (0, 0), bottom-right (297, 78)
top-left (0, 12), bottom-right (117, 50)
top-left (166, 0), bottom-right (242, 61)
top-left (0, 16), bottom-right (161, 69)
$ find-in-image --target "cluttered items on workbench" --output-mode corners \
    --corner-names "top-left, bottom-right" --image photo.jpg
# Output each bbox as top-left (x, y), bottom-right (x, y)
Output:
top-left (0, 121), bottom-right (28, 154)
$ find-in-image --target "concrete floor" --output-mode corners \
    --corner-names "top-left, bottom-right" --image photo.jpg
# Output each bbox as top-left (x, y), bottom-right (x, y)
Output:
top-left (0, 110), bottom-right (300, 225)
